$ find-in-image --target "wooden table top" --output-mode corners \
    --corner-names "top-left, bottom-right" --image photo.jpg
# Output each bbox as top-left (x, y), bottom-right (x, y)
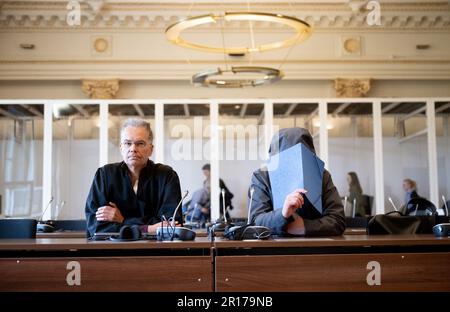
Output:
top-left (0, 236), bottom-right (212, 251)
top-left (213, 234), bottom-right (450, 248)
top-left (2, 234), bottom-right (449, 251)
top-left (36, 231), bottom-right (86, 238)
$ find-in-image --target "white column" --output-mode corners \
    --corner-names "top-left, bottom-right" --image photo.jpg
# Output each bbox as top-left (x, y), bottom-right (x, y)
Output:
top-left (373, 100), bottom-right (385, 215)
top-left (319, 101), bottom-right (329, 169)
top-left (99, 102), bottom-right (109, 166)
top-left (42, 101), bottom-right (53, 220)
top-left (264, 100), bottom-right (274, 157)
top-left (427, 100), bottom-right (439, 206)
top-left (210, 100), bottom-right (220, 221)
top-left (154, 101), bottom-right (164, 163)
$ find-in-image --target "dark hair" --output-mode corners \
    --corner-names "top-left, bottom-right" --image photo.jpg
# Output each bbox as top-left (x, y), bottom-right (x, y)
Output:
top-left (348, 172), bottom-right (363, 194)
top-left (202, 164), bottom-right (210, 171)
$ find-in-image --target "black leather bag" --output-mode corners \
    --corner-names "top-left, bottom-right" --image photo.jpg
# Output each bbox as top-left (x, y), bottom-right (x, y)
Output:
top-left (367, 211), bottom-right (436, 234)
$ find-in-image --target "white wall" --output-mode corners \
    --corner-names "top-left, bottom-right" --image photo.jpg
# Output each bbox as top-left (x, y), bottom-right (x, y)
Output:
top-left (437, 136), bottom-right (450, 202)
top-left (53, 140), bottom-right (99, 220)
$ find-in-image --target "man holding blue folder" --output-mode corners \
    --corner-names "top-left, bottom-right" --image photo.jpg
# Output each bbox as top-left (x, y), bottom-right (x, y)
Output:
top-left (249, 128), bottom-right (345, 236)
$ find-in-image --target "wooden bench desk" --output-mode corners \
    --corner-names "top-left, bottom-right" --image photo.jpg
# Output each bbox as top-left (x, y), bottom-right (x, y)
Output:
top-left (214, 234), bottom-right (450, 292)
top-left (0, 237), bottom-right (212, 292)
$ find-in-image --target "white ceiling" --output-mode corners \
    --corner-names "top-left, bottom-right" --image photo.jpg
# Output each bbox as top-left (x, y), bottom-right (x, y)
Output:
top-left (0, 1), bottom-right (449, 81)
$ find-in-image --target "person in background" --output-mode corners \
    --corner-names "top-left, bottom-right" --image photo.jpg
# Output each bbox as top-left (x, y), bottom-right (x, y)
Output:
top-left (85, 118), bottom-right (182, 238)
top-left (403, 178), bottom-right (420, 213)
top-left (202, 164), bottom-right (234, 220)
top-left (347, 172), bottom-right (365, 217)
top-left (249, 128), bottom-right (345, 236)
top-left (184, 187), bottom-right (210, 225)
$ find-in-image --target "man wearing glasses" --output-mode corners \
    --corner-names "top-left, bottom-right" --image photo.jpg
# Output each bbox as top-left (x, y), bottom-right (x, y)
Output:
top-left (85, 118), bottom-right (182, 238)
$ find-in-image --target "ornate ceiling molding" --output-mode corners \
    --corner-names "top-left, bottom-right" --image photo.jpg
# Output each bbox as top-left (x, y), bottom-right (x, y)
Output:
top-left (2, 62), bottom-right (449, 81)
top-left (82, 79), bottom-right (119, 99)
top-left (0, 1), bottom-right (449, 30)
top-left (334, 78), bottom-right (371, 97)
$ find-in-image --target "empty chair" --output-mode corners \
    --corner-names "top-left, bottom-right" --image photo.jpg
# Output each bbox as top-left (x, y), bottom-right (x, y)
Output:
top-left (51, 219), bottom-right (86, 231)
top-left (0, 219), bottom-right (37, 239)
top-left (361, 195), bottom-right (374, 216)
top-left (345, 216), bottom-right (368, 228)
top-left (441, 200), bottom-right (450, 216)
top-left (405, 197), bottom-right (437, 216)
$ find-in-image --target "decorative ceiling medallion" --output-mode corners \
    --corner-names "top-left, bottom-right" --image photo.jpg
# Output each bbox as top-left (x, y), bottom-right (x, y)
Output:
top-left (93, 38), bottom-right (109, 53)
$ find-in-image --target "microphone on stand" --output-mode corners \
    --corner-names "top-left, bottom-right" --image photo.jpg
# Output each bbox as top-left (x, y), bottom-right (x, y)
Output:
top-left (442, 195), bottom-right (449, 217)
top-left (343, 196), bottom-right (348, 217)
top-left (388, 197), bottom-right (398, 212)
top-left (57, 200), bottom-right (66, 218)
top-left (223, 186), bottom-right (271, 240)
top-left (37, 197), bottom-right (55, 233)
top-left (39, 197), bottom-right (53, 222)
top-left (221, 188), bottom-right (228, 223)
top-left (156, 190), bottom-right (196, 241)
top-left (189, 203), bottom-right (199, 223)
top-left (171, 190), bottom-right (189, 228)
top-left (209, 189), bottom-right (234, 235)
top-left (247, 187), bottom-right (254, 225)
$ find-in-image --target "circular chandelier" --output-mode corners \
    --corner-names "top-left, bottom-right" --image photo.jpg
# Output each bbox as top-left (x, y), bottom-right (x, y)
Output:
top-left (192, 66), bottom-right (284, 88)
top-left (165, 12), bottom-right (312, 54)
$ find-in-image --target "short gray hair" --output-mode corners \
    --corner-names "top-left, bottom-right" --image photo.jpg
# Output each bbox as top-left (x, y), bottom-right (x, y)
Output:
top-left (120, 118), bottom-right (153, 143)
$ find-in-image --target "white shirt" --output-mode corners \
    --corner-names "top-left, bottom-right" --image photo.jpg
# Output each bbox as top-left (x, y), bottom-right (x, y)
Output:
top-left (133, 179), bottom-right (139, 194)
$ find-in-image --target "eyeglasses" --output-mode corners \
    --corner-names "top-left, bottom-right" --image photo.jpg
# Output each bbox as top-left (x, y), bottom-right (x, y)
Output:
top-left (121, 140), bottom-right (151, 150)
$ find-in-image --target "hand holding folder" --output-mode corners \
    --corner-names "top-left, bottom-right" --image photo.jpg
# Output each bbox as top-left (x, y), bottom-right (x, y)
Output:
top-left (267, 143), bottom-right (325, 214)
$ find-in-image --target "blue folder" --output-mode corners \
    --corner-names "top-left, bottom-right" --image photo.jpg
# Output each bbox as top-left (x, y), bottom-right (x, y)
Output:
top-left (267, 143), bottom-right (325, 214)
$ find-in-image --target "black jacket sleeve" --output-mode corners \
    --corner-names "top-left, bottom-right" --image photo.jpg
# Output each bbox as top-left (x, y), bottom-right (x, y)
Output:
top-left (152, 168), bottom-right (182, 225)
top-left (249, 169), bottom-right (291, 235)
top-left (85, 167), bottom-right (122, 237)
top-left (302, 170), bottom-right (346, 236)
top-left (249, 169), bottom-right (345, 236)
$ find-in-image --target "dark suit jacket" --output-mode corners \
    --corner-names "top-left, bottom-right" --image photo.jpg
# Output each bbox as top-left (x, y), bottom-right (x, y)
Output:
top-left (85, 160), bottom-right (182, 237)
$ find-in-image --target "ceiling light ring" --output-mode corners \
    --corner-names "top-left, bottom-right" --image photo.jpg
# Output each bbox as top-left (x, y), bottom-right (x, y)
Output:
top-left (166, 12), bottom-right (312, 54)
top-left (192, 66), bottom-right (284, 88)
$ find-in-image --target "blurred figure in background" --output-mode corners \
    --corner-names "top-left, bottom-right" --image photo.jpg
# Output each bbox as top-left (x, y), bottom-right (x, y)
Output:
top-left (184, 187), bottom-right (210, 226)
top-left (202, 164), bottom-right (234, 220)
top-left (402, 178), bottom-right (420, 213)
top-left (347, 172), bottom-right (365, 217)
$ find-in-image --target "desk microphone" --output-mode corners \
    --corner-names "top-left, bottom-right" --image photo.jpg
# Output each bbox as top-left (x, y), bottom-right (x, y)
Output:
top-left (388, 197), bottom-right (398, 212)
top-left (209, 189), bottom-right (234, 235)
top-left (433, 195), bottom-right (450, 237)
top-left (343, 196), bottom-right (348, 216)
top-left (247, 187), bottom-right (254, 225)
top-left (189, 203), bottom-right (199, 223)
top-left (156, 190), bottom-right (195, 241)
top-left (55, 200), bottom-right (66, 219)
top-left (37, 197), bottom-right (56, 233)
top-left (442, 195), bottom-right (449, 216)
top-left (221, 188), bottom-right (227, 223)
top-left (39, 197), bottom-right (53, 222)
top-left (171, 190), bottom-right (189, 227)
top-left (224, 186), bottom-right (271, 240)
